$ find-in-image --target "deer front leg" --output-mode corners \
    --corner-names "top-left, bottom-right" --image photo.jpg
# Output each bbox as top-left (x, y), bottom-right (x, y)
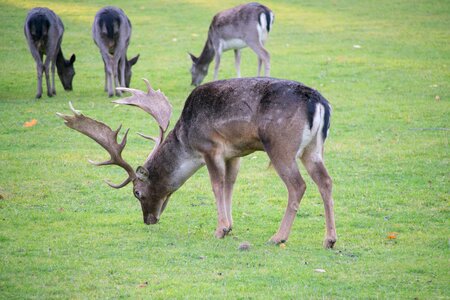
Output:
top-left (224, 157), bottom-right (241, 230)
top-left (301, 155), bottom-right (337, 249)
top-left (204, 154), bottom-right (231, 238)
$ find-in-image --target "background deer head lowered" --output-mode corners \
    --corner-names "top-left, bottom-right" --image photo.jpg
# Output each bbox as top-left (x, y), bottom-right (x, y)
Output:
top-left (58, 77), bottom-right (336, 248)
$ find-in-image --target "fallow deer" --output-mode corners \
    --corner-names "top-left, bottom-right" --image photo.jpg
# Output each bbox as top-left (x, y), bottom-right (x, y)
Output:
top-left (57, 77), bottom-right (337, 248)
top-left (189, 2), bottom-right (274, 86)
top-left (92, 6), bottom-right (139, 97)
top-left (24, 7), bottom-right (76, 99)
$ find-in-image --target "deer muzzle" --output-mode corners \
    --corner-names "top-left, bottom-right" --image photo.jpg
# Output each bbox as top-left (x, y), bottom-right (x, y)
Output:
top-left (144, 213), bottom-right (159, 225)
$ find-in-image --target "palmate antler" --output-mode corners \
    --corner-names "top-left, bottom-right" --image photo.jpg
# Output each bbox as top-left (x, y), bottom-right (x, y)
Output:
top-left (115, 78), bottom-right (172, 160)
top-left (57, 79), bottom-right (173, 188)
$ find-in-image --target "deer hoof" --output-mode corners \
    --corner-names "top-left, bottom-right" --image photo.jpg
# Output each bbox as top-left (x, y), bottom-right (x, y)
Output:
top-left (35, 93), bottom-right (42, 99)
top-left (268, 235), bottom-right (287, 245)
top-left (323, 237), bottom-right (337, 249)
top-left (215, 226), bottom-right (231, 239)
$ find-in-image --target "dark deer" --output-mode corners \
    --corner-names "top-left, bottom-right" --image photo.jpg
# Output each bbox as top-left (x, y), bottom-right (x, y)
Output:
top-left (24, 7), bottom-right (76, 99)
top-left (93, 6), bottom-right (139, 97)
top-left (57, 77), bottom-right (336, 248)
top-left (189, 2), bottom-right (274, 86)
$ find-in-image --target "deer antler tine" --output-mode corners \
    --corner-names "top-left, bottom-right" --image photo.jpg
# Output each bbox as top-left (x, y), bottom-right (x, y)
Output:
top-left (119, 128), bottom-right (130, 149)
top-left (88, 159), bottom-right (113, 166)
top-left (142, 78), bottom-right (152, 93)
top-left (137, 132), bottom-right (157, 142)
top-left (105, 177), bottom-right (133, 189)
top-left (69, 101), bottom-right (81, 116)
top-left (115, 87), bottom-right (142, 95)
top-left (114, 124), bottom-right (123, 137)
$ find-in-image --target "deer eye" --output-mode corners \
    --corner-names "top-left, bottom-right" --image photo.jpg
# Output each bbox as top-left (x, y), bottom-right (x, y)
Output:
top-left (134, 190), bottom-right (142, 199)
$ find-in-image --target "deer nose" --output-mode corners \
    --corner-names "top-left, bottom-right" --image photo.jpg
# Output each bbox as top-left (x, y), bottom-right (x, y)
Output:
top-left (144, 214), bottom-right (159, 225)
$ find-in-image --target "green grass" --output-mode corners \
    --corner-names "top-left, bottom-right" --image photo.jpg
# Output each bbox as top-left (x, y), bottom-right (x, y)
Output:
top-left (0, 0), bottom-right (449, 298)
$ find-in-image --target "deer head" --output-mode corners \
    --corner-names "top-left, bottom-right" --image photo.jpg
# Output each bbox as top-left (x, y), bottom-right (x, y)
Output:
top-left (57, 79), bottom-right (172, 224)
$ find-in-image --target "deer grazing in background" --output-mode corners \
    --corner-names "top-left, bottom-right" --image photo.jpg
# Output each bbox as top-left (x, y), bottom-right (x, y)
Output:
top-left (189, 3), bottom-right (274, 86)
top-left (24, 7), bottom-right (76, 99)
top-left (92, 6), bottom-right (139, 97)
top-left (57, 77), bottom-right (337, 248)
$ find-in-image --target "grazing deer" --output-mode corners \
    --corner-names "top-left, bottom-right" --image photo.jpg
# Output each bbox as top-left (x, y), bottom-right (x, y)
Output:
top-left (189, 3), bottom-right (274, 86)
top-left (93, 6), bottom-right (139, 97)
top-left (57, 77), bottom-right (336, 248)
top-left (24, 7), bottom-right (76, 99)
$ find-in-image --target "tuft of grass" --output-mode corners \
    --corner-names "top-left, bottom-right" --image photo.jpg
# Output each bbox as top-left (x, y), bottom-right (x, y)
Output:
top-left (0, 0), bottom-right (449, 298)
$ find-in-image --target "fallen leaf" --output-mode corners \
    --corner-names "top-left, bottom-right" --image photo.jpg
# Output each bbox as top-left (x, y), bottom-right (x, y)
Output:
top-left (435, 95), bottom-right (440, 101)
top-left (23, 119), bottom-right (38, 127)
top-left (353, 44), bottom-right (361, 49)
top-left (138, 281), bottom-right (148, 288)
top-left (279, 243), bottom-right (286, 249)
top-left (387, 232), bottom-right (398, 239)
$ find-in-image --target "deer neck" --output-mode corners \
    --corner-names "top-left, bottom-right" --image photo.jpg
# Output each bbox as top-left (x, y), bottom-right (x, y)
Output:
top-left (144, 130), bottom-right (204, 193)
top-left (196, 35), bottom-right (215, 67)
top-left (56, 48), bottom-right (67, 72)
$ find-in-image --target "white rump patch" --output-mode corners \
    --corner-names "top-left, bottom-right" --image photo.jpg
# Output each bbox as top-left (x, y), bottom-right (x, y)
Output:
top-left (296, 104), bottom-right (325, 160)
top-left (257, 13), bottom-right (269, 44)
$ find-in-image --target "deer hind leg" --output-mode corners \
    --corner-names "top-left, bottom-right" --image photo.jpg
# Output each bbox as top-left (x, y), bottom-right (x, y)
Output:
top-left (234, 49), bottom-right (242, 78)
top-left (204, 153), bottom-right (232, 238)
top-left (43, 58), bottom-right (52, 97)
top-left (50, 59), bottom-right (56, 95)
top-left (248, 42), bottom-right (270, 77)
top-left (33, 54), bottom-right (44, 99)
top-left (224, 157), bottom-right (241, 230)
top-left (301, 150), bottom-right (337, 249)
top-left (102, 57), bottom-right (108, 92)
top-left (267, 155), bottom-right (306, 244)
top-left (213, 44), bottom-right (223, 81)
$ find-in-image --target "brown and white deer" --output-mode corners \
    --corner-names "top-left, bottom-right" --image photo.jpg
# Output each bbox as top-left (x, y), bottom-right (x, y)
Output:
top-left (24, 7), bottom-right (76, 99)
top-left (189, 3), bottom-right (274, 86)
top-left (92, 6), bottom-right (139, 97)
top-left (57, 77), bottom-right (336, 248)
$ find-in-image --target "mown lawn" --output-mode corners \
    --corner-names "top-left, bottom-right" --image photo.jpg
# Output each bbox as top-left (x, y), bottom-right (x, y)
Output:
top-left (0, 0), bottom-right (448, 298)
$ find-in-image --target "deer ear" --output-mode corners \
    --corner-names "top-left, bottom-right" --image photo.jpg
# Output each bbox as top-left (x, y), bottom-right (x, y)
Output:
top-left (136, 166), bottom-right (149, 181)
top-left (129, 54), bottom-right (140, 66)
top-left (70, 54), bottom-right (76, 64)
top-left (188, 53), bottom-right (198, 63)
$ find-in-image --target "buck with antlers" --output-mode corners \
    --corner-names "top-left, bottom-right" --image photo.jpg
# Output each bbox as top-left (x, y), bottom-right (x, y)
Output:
top-left (92, 6), bottom-right (139, 97)
top-left (24, 7), bottom-right (76, 98)
top-left (57, 77), bottom-right (336, 248)
top-left (189, 2), bottom-right (274, 86)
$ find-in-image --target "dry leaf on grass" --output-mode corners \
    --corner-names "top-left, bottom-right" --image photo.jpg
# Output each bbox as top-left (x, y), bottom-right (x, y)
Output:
top-left (387, 232), bottom-right (398, 239)
top-left (24, 119), bottom-right (38, 127)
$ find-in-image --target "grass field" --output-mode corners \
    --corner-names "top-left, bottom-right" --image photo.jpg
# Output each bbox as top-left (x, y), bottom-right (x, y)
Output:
top-left (0, 0), bottom-right (449, 298)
